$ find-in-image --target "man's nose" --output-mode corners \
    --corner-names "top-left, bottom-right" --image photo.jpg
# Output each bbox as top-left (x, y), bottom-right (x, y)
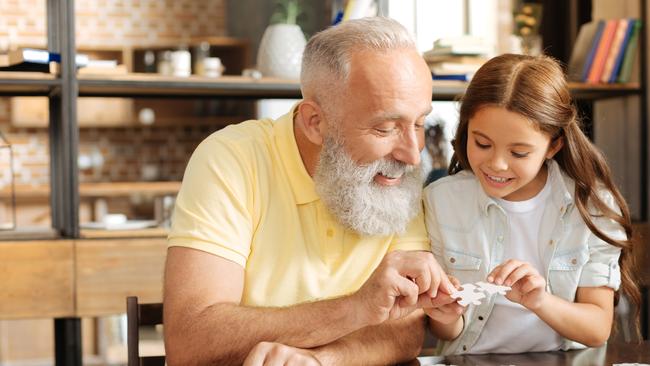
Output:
top-left (393, 128), bottom-right (421, 166)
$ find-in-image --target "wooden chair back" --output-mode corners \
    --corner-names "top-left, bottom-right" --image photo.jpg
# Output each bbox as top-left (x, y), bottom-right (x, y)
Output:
top-left (127, 296), bottom-right (165, 366)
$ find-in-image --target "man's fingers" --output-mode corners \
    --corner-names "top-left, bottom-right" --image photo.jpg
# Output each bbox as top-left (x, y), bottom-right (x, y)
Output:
top-left (410, 267), bottom-right (432, 296)
top-left (439, 270), bottom-right (455, 295)
top-left (395, 275), bottom-right (420, 307)
top-left (429, 266), bottom-right (441, 298)
top-left (416, 292), bottom-right (455, 308)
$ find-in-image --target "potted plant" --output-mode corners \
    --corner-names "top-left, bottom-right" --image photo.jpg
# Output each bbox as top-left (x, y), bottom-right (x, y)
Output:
top-left (256, 0), bottom-right (307, 80)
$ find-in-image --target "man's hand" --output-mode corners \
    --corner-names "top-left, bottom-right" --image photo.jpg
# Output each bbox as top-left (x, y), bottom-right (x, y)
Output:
top-left (488, 259), bottom-right (548, 310)
top-left (352, 250), bottom-right (455, 326)
top-left (243, 342), bottom-right (322, 366)
top-left (424, 275), bottom-right (465, 324)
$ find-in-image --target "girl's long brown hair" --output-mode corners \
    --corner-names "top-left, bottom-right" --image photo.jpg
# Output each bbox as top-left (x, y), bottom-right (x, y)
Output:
top-left (449, 53), bottom-right (640, 331)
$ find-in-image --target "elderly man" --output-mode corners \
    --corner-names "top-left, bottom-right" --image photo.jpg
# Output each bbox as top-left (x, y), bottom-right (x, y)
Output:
top-left (164, 17), bottom-right (454, 365)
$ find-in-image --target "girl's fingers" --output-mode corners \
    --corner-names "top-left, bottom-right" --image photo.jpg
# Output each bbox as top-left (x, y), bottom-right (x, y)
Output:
top-left (489, 259), bottom-right (521, 285)
top-left (448, 274), bottom-right (462, 289)
top-left (503, 264), bottom-right (534, 287)
top-left (520, 275), bottom-right (545, 293)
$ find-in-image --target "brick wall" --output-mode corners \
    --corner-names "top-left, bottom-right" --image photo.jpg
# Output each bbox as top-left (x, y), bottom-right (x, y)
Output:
top-left (0, 0), bottom-right (230, 190)
top-left (0, 0), bottom-right (227, 48)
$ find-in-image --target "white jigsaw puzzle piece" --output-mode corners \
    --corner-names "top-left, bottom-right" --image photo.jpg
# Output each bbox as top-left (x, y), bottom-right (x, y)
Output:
top-left (450, 283), bottom-right (486, 306)
top-left (476, 281), bottom-right (511, 295)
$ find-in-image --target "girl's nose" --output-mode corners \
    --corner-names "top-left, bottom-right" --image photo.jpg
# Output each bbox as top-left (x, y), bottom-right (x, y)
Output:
top-left (488, 154), bottom-right (508, 171)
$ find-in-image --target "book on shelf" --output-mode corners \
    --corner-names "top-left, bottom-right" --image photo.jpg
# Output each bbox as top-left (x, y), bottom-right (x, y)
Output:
top-left (431, 73), bottom-right (472, 82)
top-left (600, 19), bottom-right (630, 83)
top-left (579, 20), bottom-right (605, 82)
top-left (424, 35), bottom-right (491, 57)
top-left (567, 18), bottom-right (642, 83)
top-left (609, 18), bottom-right (636, 83)
top-left (0, 48), bottom-right (93, 73)
top-left (586, 19), bottom-right (617, 83)
top-left (429, 62), bottom-right (482, 75)
top-left (0, 48), bottom-right (58, 72)
top-left (568, 18), bottom-right (641, 84)
top-left (422, 54), bottom-right (488, 65)
top-left (617, 19), bottom-right (641, 83)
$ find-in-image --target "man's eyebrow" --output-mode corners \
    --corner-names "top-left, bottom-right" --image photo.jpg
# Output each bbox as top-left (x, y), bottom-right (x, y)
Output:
top-left (471, 131), bottom-right (535, 148)
top-left (369, 107), bottom-right (433, 123)
top-left (369, 113), bottom-right (403, 123)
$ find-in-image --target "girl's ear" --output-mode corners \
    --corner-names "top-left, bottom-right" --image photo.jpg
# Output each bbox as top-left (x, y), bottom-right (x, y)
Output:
top-left (296, 100), bottom-right (326, 146)
top-left (546, 136), bottom-right (564, 159)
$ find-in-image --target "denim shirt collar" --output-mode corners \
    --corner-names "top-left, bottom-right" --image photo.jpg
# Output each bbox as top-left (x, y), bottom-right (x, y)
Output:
top-left (476, 159), bottom-right (574, 216)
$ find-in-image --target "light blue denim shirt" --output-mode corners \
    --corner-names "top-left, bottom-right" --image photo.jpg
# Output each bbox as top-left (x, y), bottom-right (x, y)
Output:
top-left (423, 160), bottom-right (624, 355)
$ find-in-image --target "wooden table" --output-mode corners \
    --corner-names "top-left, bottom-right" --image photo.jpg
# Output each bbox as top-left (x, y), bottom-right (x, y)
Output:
top-left (411, 341), bottom-right (650, 365)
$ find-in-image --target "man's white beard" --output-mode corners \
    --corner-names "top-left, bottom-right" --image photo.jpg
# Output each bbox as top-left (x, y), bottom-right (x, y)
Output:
top-left (314, 137), bottom-right (423, 236)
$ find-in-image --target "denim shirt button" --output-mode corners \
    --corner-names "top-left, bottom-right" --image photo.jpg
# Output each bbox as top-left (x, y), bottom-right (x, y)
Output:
top-left (478, 315), bottom-right (484, 320)
top-left (450, 257), bottom-right (456, 264)
top-left (548, 239), bottom-right (554, 246)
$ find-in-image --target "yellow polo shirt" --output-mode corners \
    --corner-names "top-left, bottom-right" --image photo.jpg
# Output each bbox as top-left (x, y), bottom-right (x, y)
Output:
top-left (168, 107), bottom-right (429, 307)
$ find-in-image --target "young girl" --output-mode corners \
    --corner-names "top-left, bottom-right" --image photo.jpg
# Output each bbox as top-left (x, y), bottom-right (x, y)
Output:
top-left (423, 53), bottom-right (639, 355)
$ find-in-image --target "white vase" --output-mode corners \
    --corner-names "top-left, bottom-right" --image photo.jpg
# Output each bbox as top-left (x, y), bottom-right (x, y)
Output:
top-left (257, 24), bottom-right (307, 80)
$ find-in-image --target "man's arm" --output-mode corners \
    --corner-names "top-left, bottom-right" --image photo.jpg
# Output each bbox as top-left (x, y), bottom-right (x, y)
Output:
top-left (313, 310), bottom-right (427, 365)
top-left (164, 247), bottom-right (454, 365)
top-left (244, 310), bottom-right (426, 366)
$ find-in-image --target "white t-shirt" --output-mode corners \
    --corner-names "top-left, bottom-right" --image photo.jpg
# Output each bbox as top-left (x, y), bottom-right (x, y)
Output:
top-left (469, 177), bottom-right (563, 354)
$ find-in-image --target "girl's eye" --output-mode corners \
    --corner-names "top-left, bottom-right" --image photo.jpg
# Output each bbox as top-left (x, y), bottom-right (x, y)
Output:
top-left (475, 141), bottom-right (490, 149)
top-left (512, 151), bottom-right (529, 158)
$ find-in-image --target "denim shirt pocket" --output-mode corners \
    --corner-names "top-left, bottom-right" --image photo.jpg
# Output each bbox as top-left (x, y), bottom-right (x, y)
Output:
top-left (443, 248), bottom-right (483, 284)
top-left (548, 247), bottom-right (589, 301)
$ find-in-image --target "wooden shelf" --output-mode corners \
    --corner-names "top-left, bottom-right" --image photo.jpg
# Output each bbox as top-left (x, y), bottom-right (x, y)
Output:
top-left (80, 227), bottom-right (168, 239)
top-left (428, 81), bottom-right (642, 100)
top-left (567, 82), bottom-right (642, 99)
top-left (75, 74), bottom-right (642, 101)
top-left (78, 74), bottom-right (302, 98)
top-left (0, 181), bottom-right (181, 200)
top-left (0, 227), bottom-right (59, 240)
top-left (0, 71), bottom-right (59, 96)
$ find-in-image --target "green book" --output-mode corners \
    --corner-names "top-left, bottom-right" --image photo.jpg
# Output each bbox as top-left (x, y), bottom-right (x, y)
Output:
top-left (616, 19), bottom-right (642, 83)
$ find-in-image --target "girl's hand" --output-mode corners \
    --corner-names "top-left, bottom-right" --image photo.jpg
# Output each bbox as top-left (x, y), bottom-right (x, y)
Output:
top-left (488, 259), bottom-right (548, 310)
top-left (424, 275), bottom-right (466, 324)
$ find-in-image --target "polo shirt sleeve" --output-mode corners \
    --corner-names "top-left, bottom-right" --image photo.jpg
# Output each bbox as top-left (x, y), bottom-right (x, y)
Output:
top-left (578, 190), bottom-right (624, 290)
top-left (167, 135), bottom-right (254, 268)
top-left (388, 202), bottom-right (430, 252)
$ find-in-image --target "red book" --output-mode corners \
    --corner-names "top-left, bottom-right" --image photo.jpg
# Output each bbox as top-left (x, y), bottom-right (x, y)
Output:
top-left (601, 19), bottom-right (629, 83)
top-left (587, 19), bottom-right (618, 84)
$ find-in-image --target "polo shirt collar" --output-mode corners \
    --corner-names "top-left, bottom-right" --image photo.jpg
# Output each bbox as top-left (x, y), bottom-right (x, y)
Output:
top-left (274, 103), bottom-right (320, 205)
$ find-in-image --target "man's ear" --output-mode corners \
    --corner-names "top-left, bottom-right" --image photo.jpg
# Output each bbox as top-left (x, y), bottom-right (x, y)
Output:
top-left (296, 100), bottom-right (326, 145)
top-left (546, 136), bottom-right (564, 159)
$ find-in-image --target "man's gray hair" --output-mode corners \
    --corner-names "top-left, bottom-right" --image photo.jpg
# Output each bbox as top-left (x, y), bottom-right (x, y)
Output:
top-left (300, 17), bottom-right (416, 103)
